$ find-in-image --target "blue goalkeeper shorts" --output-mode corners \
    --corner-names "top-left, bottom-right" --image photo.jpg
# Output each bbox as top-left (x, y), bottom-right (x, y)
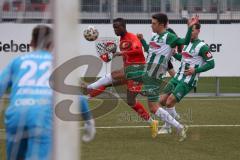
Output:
top-left (5, 106), bottom-right (52, 160)
top-left (6, 127), bottom-right (52, 160)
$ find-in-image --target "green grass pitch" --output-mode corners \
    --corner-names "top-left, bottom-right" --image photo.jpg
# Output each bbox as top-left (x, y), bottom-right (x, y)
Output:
top-left (80, 97), bottom-right (240, 160)
top-left (1, 94), bottom-right (240, 159)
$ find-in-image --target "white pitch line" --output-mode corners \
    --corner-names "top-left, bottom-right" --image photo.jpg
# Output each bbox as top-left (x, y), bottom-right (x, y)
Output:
top-left (95, 124), bottom-right (240, 129)
top-left (189, 124), bottom-right (240, 127)
top-left (1, 124), bottom-right (240, 132)
top-left (95, 126), bottom-right (149, 129)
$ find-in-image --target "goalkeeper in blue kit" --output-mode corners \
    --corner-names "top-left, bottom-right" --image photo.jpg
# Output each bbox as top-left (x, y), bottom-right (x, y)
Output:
top-left (0, 25), bottom-right (53, 160)
top-left (0, 25), bottom-right (96, 159)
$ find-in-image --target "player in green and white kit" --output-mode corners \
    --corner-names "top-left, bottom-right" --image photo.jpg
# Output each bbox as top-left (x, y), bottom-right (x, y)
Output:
top-left (159, 23), bottom-right (215, 134)
top-left (141, 13), bottom-right (199, 140)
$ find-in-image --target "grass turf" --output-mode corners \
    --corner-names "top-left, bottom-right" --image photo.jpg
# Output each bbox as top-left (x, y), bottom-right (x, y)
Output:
top-left (1, 94), bottom-right (240, 159)
top-left (81, 97), bottom-right (240, 160)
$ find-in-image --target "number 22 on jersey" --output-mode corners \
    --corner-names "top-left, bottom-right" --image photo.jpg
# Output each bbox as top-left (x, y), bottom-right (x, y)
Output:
top-left (18, 60), bottom-right (52, 87)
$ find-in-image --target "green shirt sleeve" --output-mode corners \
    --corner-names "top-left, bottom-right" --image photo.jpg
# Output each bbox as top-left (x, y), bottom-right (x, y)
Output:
top-left (140, 39), bottom-right (149, 53)
top-left (199, 45), bottom-right (213, 61)
top-left (173, 53), bottom-right (182, 61)
top-left (167, 27), bottom-right (192, 48)
top-left (195, 45), bottom-right (215, 73)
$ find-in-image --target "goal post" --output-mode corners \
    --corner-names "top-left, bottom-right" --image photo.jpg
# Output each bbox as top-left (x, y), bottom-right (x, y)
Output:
top-left (53, 0), bottom-right (81, 160)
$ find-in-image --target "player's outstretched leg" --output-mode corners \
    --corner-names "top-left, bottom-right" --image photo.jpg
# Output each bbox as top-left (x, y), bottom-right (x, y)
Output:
top-left (88, 85), bottom-right (106, 97)
top-left (82, 73), bottom-right (113, 97)
top-left (80, 96), bottom-right (96, 142)
top-left (81, 71), bottom-right (121, 97)
top-left (80, 73), bottom-right (113, 97)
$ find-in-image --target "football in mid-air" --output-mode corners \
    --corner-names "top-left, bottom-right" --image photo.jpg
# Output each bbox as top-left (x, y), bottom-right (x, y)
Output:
top-left (83, 26), bottom-right (99, 41)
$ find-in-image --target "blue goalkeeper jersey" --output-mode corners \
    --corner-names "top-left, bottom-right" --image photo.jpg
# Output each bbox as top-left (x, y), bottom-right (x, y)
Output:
top-left (0, 50), bottom-right (53, 129)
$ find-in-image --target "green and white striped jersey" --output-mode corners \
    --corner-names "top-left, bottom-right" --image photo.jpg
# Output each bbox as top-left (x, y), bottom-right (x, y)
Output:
top-left (175, 39), bottom-right (214, 86)
top-left (145, 31), bottom-right (177, 79)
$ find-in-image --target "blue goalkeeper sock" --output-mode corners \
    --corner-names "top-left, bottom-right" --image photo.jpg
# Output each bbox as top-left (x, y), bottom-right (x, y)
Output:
top-left (80, 96), bottom-right (92, 121)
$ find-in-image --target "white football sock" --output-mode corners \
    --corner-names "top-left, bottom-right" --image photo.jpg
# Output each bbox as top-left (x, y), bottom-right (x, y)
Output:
top-left (166, 106), bottom-right (178, 118)
top-left (164, 106), bottom-right (178, 128)
top-left (155, 107), bottom-right (183, 130)
top-left (88, 73), bottom-right (113, 89)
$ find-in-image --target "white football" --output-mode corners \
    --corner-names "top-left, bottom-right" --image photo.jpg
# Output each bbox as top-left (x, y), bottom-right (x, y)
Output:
top-left (83, 26), bottom-right (99, 41)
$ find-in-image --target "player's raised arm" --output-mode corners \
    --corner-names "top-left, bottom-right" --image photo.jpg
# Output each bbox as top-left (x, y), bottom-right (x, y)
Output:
top-left (137, 33), bottom-right (149, 53)
top-left (168, 15), bottom-right (199, 48)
